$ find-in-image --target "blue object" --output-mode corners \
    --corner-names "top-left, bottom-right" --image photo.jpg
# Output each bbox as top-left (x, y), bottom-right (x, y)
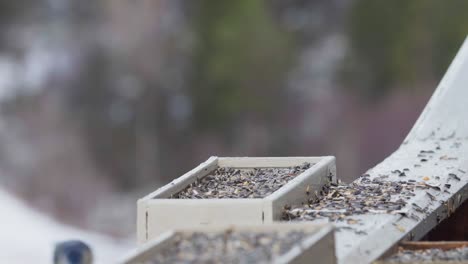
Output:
top-left (54, 240), bottom-right (93, 264)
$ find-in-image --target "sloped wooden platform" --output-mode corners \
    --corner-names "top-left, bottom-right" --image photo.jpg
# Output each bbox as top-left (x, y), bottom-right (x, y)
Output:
top-left (315, 37), bottom-right (468, 264)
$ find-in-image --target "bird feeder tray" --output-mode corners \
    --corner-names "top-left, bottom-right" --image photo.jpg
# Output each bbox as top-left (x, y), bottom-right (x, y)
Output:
top-left (137, 156), bottom-right (336, 244)
top-left (123, 223), bottom-right (336, 264)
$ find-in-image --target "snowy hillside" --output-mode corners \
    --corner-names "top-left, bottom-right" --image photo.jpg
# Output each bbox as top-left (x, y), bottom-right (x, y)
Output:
top-left (0, 188), bottom-right (132, 264)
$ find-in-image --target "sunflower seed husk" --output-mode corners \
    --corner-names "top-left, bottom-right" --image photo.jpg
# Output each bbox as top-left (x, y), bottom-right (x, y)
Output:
top-left (145, 230), bottom-right (311, 264)
top-left (172, 163), bottom-right (312, 199)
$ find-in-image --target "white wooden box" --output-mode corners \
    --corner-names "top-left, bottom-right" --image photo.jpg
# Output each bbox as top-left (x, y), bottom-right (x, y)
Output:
top-left (137, 156), bottom-right (336, 244)
top-left (123, 223), bottom-right (336, 264)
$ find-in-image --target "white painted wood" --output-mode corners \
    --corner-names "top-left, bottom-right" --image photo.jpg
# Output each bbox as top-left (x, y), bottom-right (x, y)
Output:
top-left (136, 156), bottom-right (218, 244)
top-left (143, 156), bottom-right (218, 199)
top-left (122, 231), bottom-right (175, 264)
top-left (217, 156), bottom-right (328, 167)
top-left (145, 199), bottom-right (265, 240)
top-left (137, 156), bottom-right (336, 244)
top-left (296, 37), bottom-right (468, 264)
top-left (136, 200), bottom-right (147, 245)
top-left (269, 156), bottom-right (336, 220)
top-left (122, 223), bottom-right (336, 264)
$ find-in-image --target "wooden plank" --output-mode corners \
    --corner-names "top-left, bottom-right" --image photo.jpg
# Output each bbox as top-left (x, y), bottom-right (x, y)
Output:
top-left (143, 156), bottom-right (218, 199)
top-left (136, 156), bottom-right (218, 244)
top-left (217, 156), bottom-right (328, 167)
top-left (399, 241), bottom-right (468, 251)
top-left (124, 231), bottom-right (175, 263)
top-left (145, 199), bottom-right (265, 240)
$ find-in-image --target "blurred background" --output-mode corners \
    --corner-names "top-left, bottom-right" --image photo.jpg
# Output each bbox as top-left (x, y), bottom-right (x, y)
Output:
top-left (0, 0), bottom-right (467, 258)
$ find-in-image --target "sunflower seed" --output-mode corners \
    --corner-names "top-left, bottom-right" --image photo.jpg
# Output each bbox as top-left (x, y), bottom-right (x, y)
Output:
top-left (146, 230), bottom-right (311, 263)
top-left (385, 247), bottom-right (468, 262)
top-left (172, 163), bottom-right (312, 199)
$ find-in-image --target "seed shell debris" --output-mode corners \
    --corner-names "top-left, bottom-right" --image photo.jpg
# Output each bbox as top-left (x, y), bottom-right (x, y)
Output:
top-left (385, 247), bottom-right (468, 262)
top-left (145, 230), bottom-right (311, 263)
top-left (282, 175), bottom-right (428, 222)
top-left (172, 163), bottom-right (312, 199)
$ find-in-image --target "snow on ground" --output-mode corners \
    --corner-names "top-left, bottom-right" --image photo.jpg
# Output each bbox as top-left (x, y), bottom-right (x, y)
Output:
top-left (0, 187), bottom-right (133, 264)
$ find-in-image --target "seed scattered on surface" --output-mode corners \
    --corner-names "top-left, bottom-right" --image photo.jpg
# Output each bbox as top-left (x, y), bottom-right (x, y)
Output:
top-left (440, 155), bottom-right (458, 161)
top-left (409, 213), bottom-right (420, 221)
top-left (411, 203), bottom-right (425, 214)
top-left (145, 230), bottom-right (312, 264)
top-left (420, 150), bottom-right (435, 154)
top-left (171, 163), bottom-right (312, 199)
top-left (426, 192), bottom-right (436, 201)
top-left (282, 177), bottom-right (426, 222)
top-left (355, 230), bottom-right (367, 235)
top-left (385, 247), bottom-right (468, 263)
top-left (448, 173), bottom-right (461, 181)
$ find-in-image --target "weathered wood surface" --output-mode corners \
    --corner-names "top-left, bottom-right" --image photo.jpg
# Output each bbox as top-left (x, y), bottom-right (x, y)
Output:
top-left (316, 37), bottom-right (468, 264)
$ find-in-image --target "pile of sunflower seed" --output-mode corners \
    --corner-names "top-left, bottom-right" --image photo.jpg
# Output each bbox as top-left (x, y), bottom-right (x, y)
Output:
top-left (145, 230), bottom-right (310, 264)
top-left (282, 175), bottom-right (429, 222)
top-left (171, 163), bottom-right (312, 199)
top-left (385, 247), bottom-right (468, 262)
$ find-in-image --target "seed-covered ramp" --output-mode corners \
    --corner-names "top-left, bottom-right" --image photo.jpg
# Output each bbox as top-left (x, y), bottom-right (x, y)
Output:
top-left (283, 37), bottom-right (468, 264)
